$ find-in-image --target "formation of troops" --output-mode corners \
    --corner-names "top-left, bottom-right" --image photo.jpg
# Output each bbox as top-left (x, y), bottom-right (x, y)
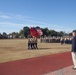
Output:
top-left (28, 36), bottom-right (72, 49)
top-left (60, 37), bottom-right (72, 45)
top-left (40, 36), bottom-right (72, 44)
top-left (28, 36), bottom-right (38, 49)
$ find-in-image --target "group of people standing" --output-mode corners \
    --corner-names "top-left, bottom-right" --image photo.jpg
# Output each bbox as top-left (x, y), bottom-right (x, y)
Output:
top-left (40, 36), bottom-right (60, 43)
top-left (60, 37), bottom-right (72, 45)
top-left (40, 36), bottom-right (72, 44)
top-left (28, 36), bottom-right (38, 49)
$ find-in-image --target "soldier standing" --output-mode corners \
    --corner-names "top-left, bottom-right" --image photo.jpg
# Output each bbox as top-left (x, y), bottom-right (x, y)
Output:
top-left (71, 31), bottom-right (76, 69)
top-left (34, 37), bottom-right (38, 49)
top-left (28, 37), bottom-right (31, 49)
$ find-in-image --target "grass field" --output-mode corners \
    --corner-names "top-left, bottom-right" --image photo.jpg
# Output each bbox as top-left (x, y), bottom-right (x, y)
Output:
top-left (0, 39), bottom-right (71, 63)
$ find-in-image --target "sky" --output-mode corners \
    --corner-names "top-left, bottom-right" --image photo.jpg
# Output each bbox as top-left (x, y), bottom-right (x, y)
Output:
top-left (0, 0), bottom-right (76, 34)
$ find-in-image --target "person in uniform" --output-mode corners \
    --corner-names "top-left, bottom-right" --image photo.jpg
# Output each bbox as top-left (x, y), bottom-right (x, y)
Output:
top-left (71, 30), bottom-right (76, 69)
top-left (40, 37), bottom-right (43, 43)
top-left (28, 37), bottom-right (31, 49)
top-left (30, 37), bottom-right (34, 49)
top-left (60, 37), bottom-right (64, 45)
top-left (34, 37), bottom-right (38, 49)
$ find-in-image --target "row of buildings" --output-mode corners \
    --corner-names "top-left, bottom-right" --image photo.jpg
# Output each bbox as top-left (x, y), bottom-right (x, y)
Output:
top-left (0, 34), bottom-right (24, 39)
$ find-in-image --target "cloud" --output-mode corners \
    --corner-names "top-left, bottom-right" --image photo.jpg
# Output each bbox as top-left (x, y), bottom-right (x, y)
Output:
top-left (0, 14), bottom-right (44, 25)
top-left (15, 14), bottom-right (34, 19)
top-left (0, 21), bottom-right (57, 29)
top-left (0, 15), bottom-right (11, 19)
top-left (0, 22), bottom-right (26, 28)
top-left (0, 22), bottom-right (41, 28)
top-left (0, 14), bottom-right (58, 26)
top-left (0, 22), bottom-right (44, 33)
top-left (0, 13), bottom-right (73, 33)
top-left (14, 15), bottom-right (51, 25)
top-left (0, 21), bottom-right (73, 34)
top-left (0, 13), bottom-right (51, 27)
top-left (0, 14), bottom-right (51, 25)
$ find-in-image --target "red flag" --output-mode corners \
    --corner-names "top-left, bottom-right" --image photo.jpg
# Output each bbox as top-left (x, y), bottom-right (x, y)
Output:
top-left (30, 27), bottom-right (39, 37)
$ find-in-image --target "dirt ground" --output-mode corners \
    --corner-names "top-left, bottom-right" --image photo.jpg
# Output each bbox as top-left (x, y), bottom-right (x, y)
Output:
top-left (0, 39), bottom-right (71, 63)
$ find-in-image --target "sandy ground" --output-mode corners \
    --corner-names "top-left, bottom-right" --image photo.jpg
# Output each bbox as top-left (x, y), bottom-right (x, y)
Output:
top-left (0, 39), bottom-right (71, 63)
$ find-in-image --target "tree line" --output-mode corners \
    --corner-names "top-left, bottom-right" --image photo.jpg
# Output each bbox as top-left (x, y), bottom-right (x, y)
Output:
top-left (0, 26), bottom-right (72, 39)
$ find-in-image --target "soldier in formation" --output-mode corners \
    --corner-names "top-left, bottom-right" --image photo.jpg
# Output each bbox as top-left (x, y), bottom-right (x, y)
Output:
top-left (40, 36), bottom-right (72, 44)
top-left (28, 36), bottom-right (38, 49)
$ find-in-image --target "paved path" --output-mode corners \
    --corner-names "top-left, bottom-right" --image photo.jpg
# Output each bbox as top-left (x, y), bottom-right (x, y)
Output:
top-left (44, 66), bottom-right (76, 75)
top-left (0, 52), bottom-right (73, 75)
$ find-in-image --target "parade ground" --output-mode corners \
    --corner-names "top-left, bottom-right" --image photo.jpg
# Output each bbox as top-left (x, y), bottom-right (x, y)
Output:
top-left (0, 39), bottom-right (75, 75)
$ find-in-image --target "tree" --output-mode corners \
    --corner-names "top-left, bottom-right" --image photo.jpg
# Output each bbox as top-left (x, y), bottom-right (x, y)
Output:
top-left (46, 30), bottom-right (50, 36)
top-left (19, 30), bottom-right (24, 38)
top-left (23, 26), bottom-right (30, 38)
top-left (2, 32), bottom-right (8, 39)
top-left (11, 32), bottom-right (19, 38)
top-left (35, 26), bottom-right (40, 29)
top-left (59, 31), bottom-right (65, 36)
top-left (41, 28), bottom-right (48, 36)
top-left (69, 32), bottom-right (72, 36)
top-left (0, 33), bottom-right (2, 39)
top-left (50, 30), bottom-right (56, 36)
top-left (15, 32), bottom-right (19, 38)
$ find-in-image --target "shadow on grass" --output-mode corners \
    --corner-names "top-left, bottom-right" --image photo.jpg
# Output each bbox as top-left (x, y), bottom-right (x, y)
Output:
top-left (28, 48), bottom-right (51, 50)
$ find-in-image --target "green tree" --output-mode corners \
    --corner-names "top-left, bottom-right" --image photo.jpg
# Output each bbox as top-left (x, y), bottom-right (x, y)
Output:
top-left (59, 31), bottom-right (65, 36)
top-left (2, 32), bottom-right (8, 39)
top-left (41, 28), bottom-right (48, 36)
top-left (0, 33), bottom-right (2, 39)
top-left (19, 30), bottom-right (24, 38)
top-left (50, 30), bottom-right (57, 36)
top-left (11, 32), bottom-right (19, 38)
top-left (23, 26), bottom-right (30, 38)
top-left (69, 32), bottom-right (72, 36)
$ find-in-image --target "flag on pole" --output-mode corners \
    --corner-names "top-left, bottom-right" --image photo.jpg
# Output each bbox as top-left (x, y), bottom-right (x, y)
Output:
top-left (30, 27), bottom-right (39, 37)
top-left (36, 28), bottom-right (43, 36)
top-left (30, 27), bottom-right (43, 37)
